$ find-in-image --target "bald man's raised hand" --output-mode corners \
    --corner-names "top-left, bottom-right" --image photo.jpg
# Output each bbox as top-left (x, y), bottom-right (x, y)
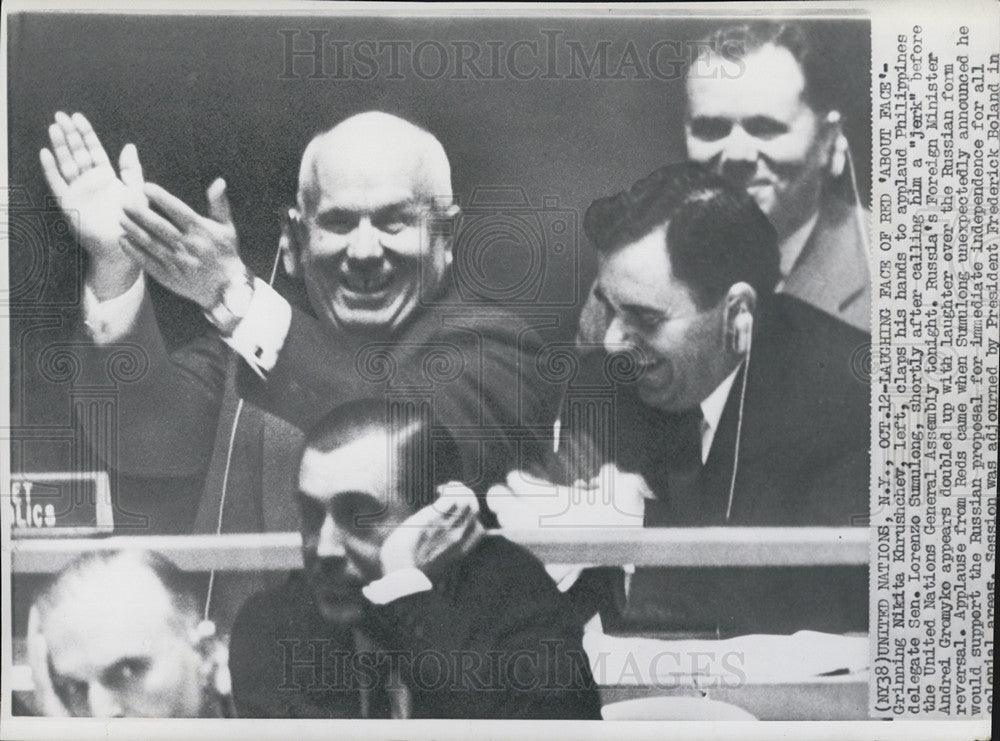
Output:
top-left (119, 179), bottom-right (246, 313)
top-left (40, 112), bottom-right (147, 300)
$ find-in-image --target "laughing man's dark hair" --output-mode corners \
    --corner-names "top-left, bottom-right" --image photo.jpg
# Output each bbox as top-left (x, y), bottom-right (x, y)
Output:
top-left (583, 162), bottom-right (780, 309)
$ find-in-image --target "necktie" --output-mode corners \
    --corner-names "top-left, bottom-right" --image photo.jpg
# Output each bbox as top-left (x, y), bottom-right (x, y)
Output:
top-left (645, 406), bottom-right (705, 526)
top-left (352, 628), bottom-right (412, 719)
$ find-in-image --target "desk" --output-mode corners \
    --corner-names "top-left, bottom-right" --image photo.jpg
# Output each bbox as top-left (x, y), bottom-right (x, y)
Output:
top-left (8, 528), bottom-right (871, 720)
top-left (597, 676), bottom-right (869, 720)
top-left (9, 527), bottom-right (869, 572)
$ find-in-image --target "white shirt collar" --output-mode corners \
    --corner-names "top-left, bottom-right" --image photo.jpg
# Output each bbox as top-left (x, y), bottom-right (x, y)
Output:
top-left (778, 210), bottom-right (820, 278)
top-left (699, 363), bottom-right (743, 464)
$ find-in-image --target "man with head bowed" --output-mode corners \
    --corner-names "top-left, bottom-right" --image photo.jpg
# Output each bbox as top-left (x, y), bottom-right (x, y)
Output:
top-left (27, 550), bottom-right (232, 718)
top-left (495, 162), bottom-right (870, 635)
top-left (42, 110), bottom-right (557, 529)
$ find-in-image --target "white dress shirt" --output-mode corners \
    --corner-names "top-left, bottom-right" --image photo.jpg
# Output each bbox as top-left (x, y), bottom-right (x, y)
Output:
top-left (698, 363), bottom-right (742, 464)
top-left (82, 273), bottom-right (292, 378)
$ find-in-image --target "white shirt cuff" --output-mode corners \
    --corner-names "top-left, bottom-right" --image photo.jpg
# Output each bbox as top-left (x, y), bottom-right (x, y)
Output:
top-left (362, 568), bottom-right (433, 605)
top-left (545, 564), bottom-right (592, 593)
top-left (82, 274), bottom-right (146, 345)
top-left (220, 279), bottom-right (292, 378)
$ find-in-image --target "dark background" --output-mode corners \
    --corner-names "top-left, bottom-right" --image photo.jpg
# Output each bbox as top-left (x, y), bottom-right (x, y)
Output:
top-left (8, 12), bottom-right (870, 473)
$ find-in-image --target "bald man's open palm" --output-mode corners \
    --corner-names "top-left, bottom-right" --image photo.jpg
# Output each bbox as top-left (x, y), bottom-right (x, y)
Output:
top-left (40, 112), bottom-right (146, 299)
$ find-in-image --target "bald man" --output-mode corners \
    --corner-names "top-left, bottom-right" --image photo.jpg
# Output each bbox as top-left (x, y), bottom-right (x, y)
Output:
top-left (45, 111), bottom-right (558, 625)
top-left (27, 550), bottom-right (231, 717)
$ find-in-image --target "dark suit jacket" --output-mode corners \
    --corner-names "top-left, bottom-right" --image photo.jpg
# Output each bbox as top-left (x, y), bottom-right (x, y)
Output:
top-left (79, 277), bottom-right (560, 534)
top-left (781, 191), bottom-right (870, 332)
top-left (77, 277), bottom-right (562, 630)
top-left (228, 536), bottom-right (602, 719)
top-left (569, 294), bottom-right (871, 634)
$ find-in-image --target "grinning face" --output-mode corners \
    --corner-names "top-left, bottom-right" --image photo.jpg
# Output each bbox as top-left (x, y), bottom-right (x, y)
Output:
top-left (41, 561), bottom-right (205, 718)
top-left (290, 120), bottom-right (455, 335)
top-left (685, 43), bottom-right (832, 242)
top-left (596, 225), bottom-right (734, 413)
top-left (296, 430), bottom-right (415, 624)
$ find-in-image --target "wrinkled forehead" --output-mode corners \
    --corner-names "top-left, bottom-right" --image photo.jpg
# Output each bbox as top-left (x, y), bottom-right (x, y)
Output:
top-left (686, 44), bottom-right (811, 120)
top-left (299, 431), bottom-right (396, 500)
top-left (598, 226), bottom-right (696, 312)
top-left (42, 567), bottom-right (183, 675)
top-left (303, 136), bottom-right (450, 214)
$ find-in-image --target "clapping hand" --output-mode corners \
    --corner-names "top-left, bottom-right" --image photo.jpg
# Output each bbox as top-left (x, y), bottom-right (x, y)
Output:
top-left (40, 111), bottom-right (146, 300)
top-left (119, 179), bottom-right (245, 311)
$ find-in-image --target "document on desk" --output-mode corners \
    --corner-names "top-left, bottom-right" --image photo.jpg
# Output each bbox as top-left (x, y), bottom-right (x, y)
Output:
top-left (1, 0), bottom-right (995, 739)
top-left (584, 629), bottom-right (869, 686)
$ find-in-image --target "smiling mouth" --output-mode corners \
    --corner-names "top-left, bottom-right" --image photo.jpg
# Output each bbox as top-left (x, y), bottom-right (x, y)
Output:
top-left (340, 271), bottom-right (394, 295)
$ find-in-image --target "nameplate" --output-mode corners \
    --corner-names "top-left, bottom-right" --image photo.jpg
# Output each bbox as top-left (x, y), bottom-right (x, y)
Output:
top-left (8, 472), bottom-right (113, 538)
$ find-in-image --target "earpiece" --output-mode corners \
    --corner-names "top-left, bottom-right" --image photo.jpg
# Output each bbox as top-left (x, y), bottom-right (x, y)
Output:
top-left (824, 111), bottom-right (847, 177)
top-left (727, 304), bottom-right (754, 521)
top-left (733, 305), bottom-right (753, 355)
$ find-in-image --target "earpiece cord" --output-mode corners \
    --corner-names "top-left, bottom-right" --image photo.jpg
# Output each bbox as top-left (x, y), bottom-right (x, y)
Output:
top-left (203, 397), bottom-right (245, 622)
top-left (203, 239), bottom-right (285, 623)
top-left (843, 137), bottom-right (871, 253)
top-left (725, 333), bottom-right (751, 522)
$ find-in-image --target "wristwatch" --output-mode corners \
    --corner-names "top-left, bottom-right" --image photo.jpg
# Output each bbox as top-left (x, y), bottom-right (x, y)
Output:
top-left (205, 266), bottom-right (255, 336)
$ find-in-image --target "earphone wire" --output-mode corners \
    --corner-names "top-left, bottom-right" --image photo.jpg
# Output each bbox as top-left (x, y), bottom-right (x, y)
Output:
top-left (725, 324), bottom-right (752, 522)
top-left (842, 137), bottom-right (871, 253)
top-left (203, 240), bottom-right (285, 622)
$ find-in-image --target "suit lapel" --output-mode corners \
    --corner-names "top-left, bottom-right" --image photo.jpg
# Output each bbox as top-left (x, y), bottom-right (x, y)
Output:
top-left (194, 360), bottom-right (243, 534)
top-left (781, 194), bottom-right (870, 330)
top-left (261, 411), bottom-right (304, 532)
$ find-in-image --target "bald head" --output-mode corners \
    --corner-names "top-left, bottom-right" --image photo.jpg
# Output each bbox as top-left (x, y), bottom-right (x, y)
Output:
top-left (297, 111), bottom-right (454, 216)
top-left (284, 111), bottom-right (460, 333)
top-left (37, 550), bottom-right (198, 631)
top-left (34, 550), bottom-right (208, 718)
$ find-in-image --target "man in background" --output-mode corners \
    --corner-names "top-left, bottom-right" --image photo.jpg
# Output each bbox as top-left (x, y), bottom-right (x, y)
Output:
top-left (26, 550), bottom-right (231, 718)
top-left (578, 20), bottom-right (870, 343)
top-left (228, 398), bottom-right (601, 719)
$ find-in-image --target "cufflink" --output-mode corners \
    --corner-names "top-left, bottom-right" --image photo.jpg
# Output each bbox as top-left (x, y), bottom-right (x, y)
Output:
top-left (205, 267), bottom-right (255, 337)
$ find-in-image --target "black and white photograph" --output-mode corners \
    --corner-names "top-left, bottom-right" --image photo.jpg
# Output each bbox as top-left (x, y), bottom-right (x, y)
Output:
top-left (1, 2), bottom-right (995, 738)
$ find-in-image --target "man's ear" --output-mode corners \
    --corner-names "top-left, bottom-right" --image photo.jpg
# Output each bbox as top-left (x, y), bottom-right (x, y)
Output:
top-left (822, 110), bottom-right (848, 178)
top-left (431, 202), bottom-right (461, 266)
top-left (723, 282), bottom-right (757, 354)
top-left (279, 208), bottom-right (304, 278)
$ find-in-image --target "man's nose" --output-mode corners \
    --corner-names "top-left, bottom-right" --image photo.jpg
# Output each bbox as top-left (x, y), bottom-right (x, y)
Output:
top-left (345, 218), bottom-right (385, 264)
top-left (315, 513), bottom-right (347, 559)
top-left (718, 124), bottom-right (760, 167)
top-left (603, 316), bottom-right (633, 355)
top-left (87, 683), bottom-right (124, 718)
